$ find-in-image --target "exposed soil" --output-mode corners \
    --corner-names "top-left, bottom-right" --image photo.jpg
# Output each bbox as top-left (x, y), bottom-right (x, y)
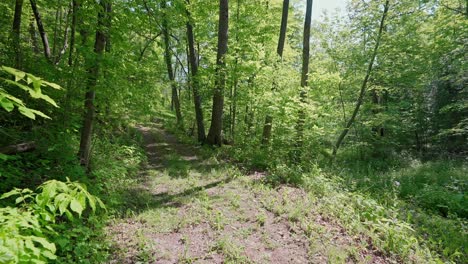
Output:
top-left (106, 124), bottom-right (389, 264)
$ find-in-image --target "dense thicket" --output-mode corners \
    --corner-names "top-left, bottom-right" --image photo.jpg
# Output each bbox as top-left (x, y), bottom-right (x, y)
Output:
top-left (0, 0), bottom-right (466, 262)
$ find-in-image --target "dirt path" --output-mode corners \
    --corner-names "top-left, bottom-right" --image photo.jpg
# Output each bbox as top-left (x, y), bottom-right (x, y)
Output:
top-left (107, 124), bottom-right (387, 263)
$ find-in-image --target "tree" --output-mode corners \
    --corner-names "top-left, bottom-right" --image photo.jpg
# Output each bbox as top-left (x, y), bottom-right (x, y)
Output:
top-left (186, 0), bottom-right (206, 142)
top-left (206, 0), bottom-right (229, 146)
top-left (12, 0), bottom-right (24, 69)
top-left (68, 0), bottom-right (78, 66)
top-left (293, 0), bottom-right (312, 160)
top-left (161, 0), bottom-right (182, 126)
top-left (78, 0), bottom-right (111, 169)
top-left (332, 0), bottom-right (390, 159)
top-left (261, 0), bottom-right (289, 145)
top-left (30, 0), bottom-right (52, 62)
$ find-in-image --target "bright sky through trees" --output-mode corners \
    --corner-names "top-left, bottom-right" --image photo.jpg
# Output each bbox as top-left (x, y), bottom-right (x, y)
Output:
top-left (309, 0), bottom-right (347, 21)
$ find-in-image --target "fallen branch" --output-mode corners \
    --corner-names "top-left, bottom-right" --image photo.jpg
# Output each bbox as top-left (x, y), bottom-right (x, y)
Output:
top-left (0, 141), bottom-right (36, 155)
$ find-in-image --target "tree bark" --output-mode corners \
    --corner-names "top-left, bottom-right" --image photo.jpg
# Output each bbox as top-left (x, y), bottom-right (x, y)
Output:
top-left (52, 6), bottom-right (61, 57)
top-left (68, 0), bottom-right (78, 66)
top-left (30, 0), bottom-right (52, 62)
top-left (55, 5), bottom-right (72, 64)
top-left (104, 1), bottom-right (112, 52)
top-left (293, 0), bottom-right (312, 161)
top-left (186, 0), bottom-right (206, 142)
top-left (206, 0), bottom-right (229, 146)
top-left (162, 1), bottom-right (183, 126)
top-left (261, 0), bottom-right (289, 145)
top-left (12, 0), bottom-right (24, 69)
top-left (332, 0), bottom-right (390, 159)
top-left (78, 0), bottom-right (110, 170)
top-left (277, 0), bottom-right (289, 58)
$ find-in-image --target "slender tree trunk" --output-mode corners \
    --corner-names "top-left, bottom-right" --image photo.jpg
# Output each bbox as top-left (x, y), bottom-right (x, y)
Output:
top-left (30, 0), bottom-right (52, 62)
top-left (231, 74), bottom-right (238, 142)
top-left (293, 0), bottom-right (313, 161)
top-left (52, 6), bottom-right (60, 58)
top-left (55, 5), bottom-right (72, 64)
top-left (162, 1), bottom-right (183, 125)
top-left (261, 0), bottom-right (289, 145)
top-left (371, 88), bottom-right (385, 137)
top-left (277, 0), bottom-right (289, 57)
top-left (78, 0), bottom-right (110, 170)
top-left (229, 0), bottom-right (240, 143)
top-left (186, 3), bottom-right (206, 142)
top-left (332, 0), bottom-right (390, 159)
top-left (29, 13), bottom-right (40, 53)
top-left (206, 0), bottom-right (229, 146)
top-left (12, 0), bottom-right (24, 69)
top-left (104, 1), bottom-right (112, 52)
top-left (68, 0), bottom-right (78, 66)
top-left (185, 40), bottom-right (192, 102)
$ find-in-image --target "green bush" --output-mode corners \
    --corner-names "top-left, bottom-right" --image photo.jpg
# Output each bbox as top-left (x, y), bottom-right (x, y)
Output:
top-left (0, 179), bottom-right (105, 263)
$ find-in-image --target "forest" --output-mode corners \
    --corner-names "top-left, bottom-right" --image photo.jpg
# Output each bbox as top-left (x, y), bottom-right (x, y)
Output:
top-left (0, 0), bottom-right (466, 263)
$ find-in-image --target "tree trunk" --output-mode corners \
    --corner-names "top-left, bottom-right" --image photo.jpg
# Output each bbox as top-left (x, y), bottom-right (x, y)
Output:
top-left (104, 2), bottom-right (112, 52)
top-left (68, 0), bottom-right (78, 66)
top-left (332, 0), bottom-right (390, 159)
top-left (30, 0), bottom-right (52, 62)
top-left (52, 6), bottom-right (60, 58)
top-left (162, 1), bottom-right (183, 126)
top-left (55, 5), bottom-right (72, 64)
top-left (29, 13), bottom-right (40, 54)
top-left (78, 0), bottom-right (110, 170)
top-left (371, 88), bottom-right (385, 137)
top-left (261, 0), bottom-right (289, 145)
top-left (293, 0), bottom-right (312, 161)
top-left (229, 0), bottom-right (240, 143)
top-left (186, 0), bottom-right (206, 142)
top-left (12, 0), bottom-right (24, 69)
top-left (206, 0), bottom-right (229, 146)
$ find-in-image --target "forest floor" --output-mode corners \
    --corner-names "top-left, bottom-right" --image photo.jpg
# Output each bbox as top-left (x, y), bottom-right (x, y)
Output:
top-left (106, 123), bottom-right (389, 263)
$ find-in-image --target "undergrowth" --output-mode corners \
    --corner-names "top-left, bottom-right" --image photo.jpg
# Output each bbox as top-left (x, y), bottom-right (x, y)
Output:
top-left (0, 121), bottom-right (147, 263)
top-left (221, 139), bottom-right (467, 263)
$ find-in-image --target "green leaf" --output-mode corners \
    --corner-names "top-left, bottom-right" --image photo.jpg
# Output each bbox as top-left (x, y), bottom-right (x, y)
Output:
top-left (2, 66), bottom-right (25, 81)
top-left (4, 80), bottom-right (32, 93)
top-left (2, 92), bottom-right (24, 106)
top-left (0, 98), bottom-right (14, 112)
top-left (38, 94), bottom-right (58, 107)
top-left (0, 188), bottom-right (21, 199)
top-left (41, 250), bottom-right (57, 260)
top-left (70, 199), bottom-right (84, 216)
top-left (30, 109), bottom-right (51, 119)
top-left (26, 74), bottom-right (42, 92)
top-left (31, 237), bottom-right (56, 254)
top-left (42, 80), bottom-right (62, 90)
top-left (15, 196), bottom-right (25, 204)
top-left (18, 106), bottom-right (36, 119)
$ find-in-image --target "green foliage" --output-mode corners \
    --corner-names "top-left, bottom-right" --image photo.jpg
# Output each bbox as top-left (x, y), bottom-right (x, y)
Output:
top-left (0, 66), bottom-right (62, 119)
top-left (0, 179), bottom-right (104, 263)
top-left (0, 207), bottom-right (56, 264)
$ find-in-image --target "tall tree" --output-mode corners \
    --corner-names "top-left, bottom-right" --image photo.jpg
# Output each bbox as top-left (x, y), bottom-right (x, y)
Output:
top-left (161, 0), bottom-right (183, 125)
top-left (206, 0), bottom-right (229, 146)
top-left (68, 0), bottom-right (78, 66)
top-left (186, 0), bottom-right (206, 142)
top-left (30, 0), bottom-right (52, 62)
top-left (293, 0), bottom-right (312, 160)
top-left (12, 0), bottom-right (24, 69)
top-left (261, 0), bottom-right (289, 145)
top-left (78, 0), bottom-right (111, 169)
top-left (332, 0), bottom-right (390, 158)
